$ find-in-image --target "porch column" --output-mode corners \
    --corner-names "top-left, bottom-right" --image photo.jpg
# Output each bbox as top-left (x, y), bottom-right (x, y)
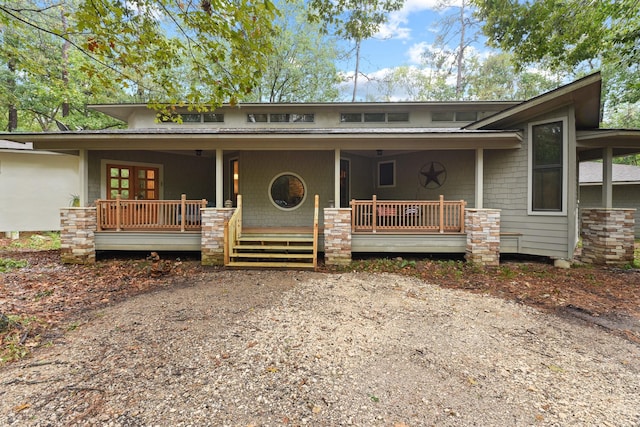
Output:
top-left (78, 149), bottom-right (89, 206)
top-left (201, 207), bottom-right (235, 266)
top-left (465, 208), bottom-right (500, 266)
top-left (334, 149), bottom-right (341, 208)
top-left (580, 208), bottom-right (635, 265)
top-left (323, 207), bottom-right (352, 266)
top-left (475, 148), bottom-right (484, 209)
top-left (60, 207), bottom-right (96, 264)
top-left (602, 147), bottom-right (613, 209)
top-left (216, 148), bottom-right (223, 208)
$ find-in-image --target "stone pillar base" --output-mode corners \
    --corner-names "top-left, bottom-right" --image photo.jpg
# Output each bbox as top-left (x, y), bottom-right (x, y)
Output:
top-left (465, 209), bottom-right (500, 266)
top-left (323, 208), bottom-right (352, 266)
top-left (201, 208), bottom-right (235, 266)
top-left (60, 207), bottom-right (97, 264)
top-left (581, 208), bottom-right (635, 265)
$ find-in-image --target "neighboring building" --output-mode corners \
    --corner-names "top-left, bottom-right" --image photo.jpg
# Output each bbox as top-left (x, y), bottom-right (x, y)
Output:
top-left (0, 140), bottom-right (79, 233)
top-left (580, 161), bottom-right (640, 238)
top-left (2, 72), bottom-right (639, 267)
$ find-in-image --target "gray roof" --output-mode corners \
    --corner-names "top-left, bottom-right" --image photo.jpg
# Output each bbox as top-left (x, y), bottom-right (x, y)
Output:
top-left (0, 140), bottom-right (32, 150)
top-left (580, 161), bottom-right (640, 184)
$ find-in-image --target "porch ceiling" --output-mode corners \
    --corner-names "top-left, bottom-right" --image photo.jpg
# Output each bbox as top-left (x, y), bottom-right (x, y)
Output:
top-left (3, 129), bottom-right (522, 151)
top-left (577, 129), bottom-right (640, 161)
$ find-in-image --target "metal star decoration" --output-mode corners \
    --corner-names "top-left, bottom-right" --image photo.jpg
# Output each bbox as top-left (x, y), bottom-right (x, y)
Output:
top-left (420, 162), bottom-right (447, 189)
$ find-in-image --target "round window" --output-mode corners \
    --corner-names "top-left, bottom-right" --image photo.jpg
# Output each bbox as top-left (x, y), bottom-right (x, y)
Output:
top-left (269, 173), bottom-right (306, 210)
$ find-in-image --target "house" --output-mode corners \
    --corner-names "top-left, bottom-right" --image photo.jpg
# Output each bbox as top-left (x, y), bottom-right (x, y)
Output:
top-left (579, 161), bottom-right (640, 238)
top-left (2, 72), bottom-right (639, 267)
top-left (0, 140), bottom-right (79, 234)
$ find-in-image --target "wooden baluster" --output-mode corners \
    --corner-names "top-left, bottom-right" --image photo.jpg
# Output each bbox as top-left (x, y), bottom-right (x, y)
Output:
top-left (180, 194), bottom-right (186, 232)
top-left (116, 194), bottom-right (122, 231)
top-left (439, 195), bottom-right (444, 233)
top-left (372, 195), bottom-right (377, 233)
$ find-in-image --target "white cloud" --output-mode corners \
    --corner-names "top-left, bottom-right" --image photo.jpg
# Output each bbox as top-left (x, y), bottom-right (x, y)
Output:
top-left (374, 0), bottom-right (442, 40)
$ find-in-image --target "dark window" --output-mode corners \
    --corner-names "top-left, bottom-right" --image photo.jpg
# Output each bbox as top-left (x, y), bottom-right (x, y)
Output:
top-left (341, 113), bottom-right (362, 122)
top-left (181, 114), bottom-right (202, 123)
top-left (364, 113), bottom-right (385, 122)
top-left (291, 114), bottom-right (314, 123)
top-left (387, 112), bottom-right (409, 122)
top-left (532, 121), bottom-right (563, 211)
top-left (455, 111), bottom-right (478, 121)
top-left (270, 113), bottom-right (290, 123)
top-left (378, 161), bottom-right (395, 187)
top-left (247, 114), bottom-right (268, 122)
top-left (203, 113), bottom-right (224, 122)
top-left (432, 111), bottom-right (455, 122)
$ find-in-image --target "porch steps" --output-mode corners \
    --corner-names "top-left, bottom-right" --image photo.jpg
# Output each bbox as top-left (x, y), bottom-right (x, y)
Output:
top-left (226, 233), bottom-right (316, 269)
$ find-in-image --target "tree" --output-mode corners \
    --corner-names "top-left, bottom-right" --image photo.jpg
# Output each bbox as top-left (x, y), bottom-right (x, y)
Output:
top-left (308, 0), bottom-right (404, 101)
top-left (472, 0), bottom-right (640, 100)
top-left (243, 0), bottom-right (341, 102)
top-left (0, 0), bottom-right (280, 112)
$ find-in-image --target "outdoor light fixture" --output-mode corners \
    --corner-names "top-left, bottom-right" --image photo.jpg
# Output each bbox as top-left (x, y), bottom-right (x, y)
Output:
top-left (195, 150), bottom-right (202, 156)
top-left (376, 149), bottom-right (383, 156)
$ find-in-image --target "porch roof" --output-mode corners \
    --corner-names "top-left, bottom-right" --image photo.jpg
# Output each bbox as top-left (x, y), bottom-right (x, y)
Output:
top-left (577, 129), bottom-right (640, 160)
top-left (2, 128), bottom-right (523, 151)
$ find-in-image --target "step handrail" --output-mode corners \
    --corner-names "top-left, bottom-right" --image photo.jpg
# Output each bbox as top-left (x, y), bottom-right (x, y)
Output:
top-left (224, 195), bottom-right (242, 265)
top-left (313, 194), bottom-right (319, 269)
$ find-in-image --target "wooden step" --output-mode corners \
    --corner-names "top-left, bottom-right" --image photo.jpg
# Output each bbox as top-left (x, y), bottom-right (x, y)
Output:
top-left (238, 236), bottom-right (313, 243)
top-left (231, 252), bottom-right (314, 259)
top-left (233, 244), bottom-right (313, 251)
top-left (226, 261), bottom-right (315, 269)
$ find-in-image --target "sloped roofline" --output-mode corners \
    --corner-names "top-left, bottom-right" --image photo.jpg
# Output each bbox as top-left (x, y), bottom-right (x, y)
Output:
top-left (464, 72), bottom-right (602, 131)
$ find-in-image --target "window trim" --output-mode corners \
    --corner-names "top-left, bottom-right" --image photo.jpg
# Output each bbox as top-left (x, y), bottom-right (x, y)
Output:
top-left (527, 117), bottom-right (568, 216)
top-left (268, 172), bottom-right (307, 211)
top-left (377, 160), bottom-right (396, 188)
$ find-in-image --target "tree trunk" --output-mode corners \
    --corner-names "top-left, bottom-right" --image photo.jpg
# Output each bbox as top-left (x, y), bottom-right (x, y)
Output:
top-left (61, 7), bottom-right (70, 117)
top-left (7, 59), bottom-right (17, 132)
top-left (351, 39), bottom-right (362, 102)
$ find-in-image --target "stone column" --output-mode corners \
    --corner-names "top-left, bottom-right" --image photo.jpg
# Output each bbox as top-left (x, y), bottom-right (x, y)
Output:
top-left (581, 208), bottom-right (636, 265)
top-left (60, 207), bottom-right (96, 264)
top-left (465, 209), bottom-right (500, 266)
top-left (201, 208), bottom-right (235, 266)
top-left (323, 208), bottom-right (352, 266)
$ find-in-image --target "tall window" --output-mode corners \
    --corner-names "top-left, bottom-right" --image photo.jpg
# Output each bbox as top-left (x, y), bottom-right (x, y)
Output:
top-left (529, 119), bottom-right (566, 213)
top-left (107, 164), bottom-right (159, 200)
top-left (378, 160), bottom-right (395, 188)
top-left (229, 158), bottom-right (239, 206)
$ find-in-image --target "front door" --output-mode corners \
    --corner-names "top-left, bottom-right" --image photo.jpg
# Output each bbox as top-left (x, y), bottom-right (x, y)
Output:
top-left (340, 158), bottom-right (350, 207)
top-left (107, 164), bottom-right (159, 200)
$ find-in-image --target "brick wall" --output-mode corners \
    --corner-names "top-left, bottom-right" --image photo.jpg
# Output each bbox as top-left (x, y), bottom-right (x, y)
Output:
top-left (201, 208), bottom-right (235, 266)
top-left (581, 208), bottom-right (636, 265)
top-left (323, 208), bottom-right (352, 266)
top-left (60, 207), bottom-right (97, 264)
top-left (465, 209), bottom-right (501, 266)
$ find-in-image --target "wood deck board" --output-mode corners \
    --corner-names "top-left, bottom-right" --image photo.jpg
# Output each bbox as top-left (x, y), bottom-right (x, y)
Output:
top-left (233, 244), bottom-right (313, 251)
top-left (231, 253), bottom-right (315, 259)
top-left (226, 261), bottom-right (315, 269)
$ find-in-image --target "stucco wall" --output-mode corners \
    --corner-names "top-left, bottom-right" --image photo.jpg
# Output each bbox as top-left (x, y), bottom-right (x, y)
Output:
top-left (240, 151), bottom-right (333, 227)
top-left (88, 150), bottom-right (215, 203)
top-left (580, 184), bottom-right (640, 238)
top-left (0, 151), bottom-right (79, 231)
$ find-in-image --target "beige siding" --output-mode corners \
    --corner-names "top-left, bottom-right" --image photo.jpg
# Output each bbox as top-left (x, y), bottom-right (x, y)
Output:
top-left (240, 151), bottom-right (333, 227)
top-left (484, 107), bottom-right (575, 259)
top-left (0, 151), bottom-right (79, 231)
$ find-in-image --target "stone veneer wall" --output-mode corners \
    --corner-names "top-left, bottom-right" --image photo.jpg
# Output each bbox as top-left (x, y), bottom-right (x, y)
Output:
top-left (581, 208), bottom-right (636, 265)
top-left (465, 209), bottom-right (500, 266)
top-left (323, 208), bottom-right (352, 266)
top-left (201, 208), bottom-right (235, 266)
top-left (60, 207), bottom-right (97, 264)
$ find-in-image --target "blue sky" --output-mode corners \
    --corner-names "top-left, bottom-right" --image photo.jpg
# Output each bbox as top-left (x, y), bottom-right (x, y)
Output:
top-left (334, 0), bottom-right (493, 100)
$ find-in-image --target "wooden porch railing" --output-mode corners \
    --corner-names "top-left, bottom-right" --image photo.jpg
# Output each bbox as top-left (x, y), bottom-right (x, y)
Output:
top-left (224, 195), bottom-right (243, 265)
top-left (96, 194), bottom-right (208, 232)
top-left (350, 195), bottom-right (466, 233)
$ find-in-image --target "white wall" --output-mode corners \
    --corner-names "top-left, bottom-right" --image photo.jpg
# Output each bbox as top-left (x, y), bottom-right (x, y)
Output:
top-left (0, 151), bottom-right (79, 232)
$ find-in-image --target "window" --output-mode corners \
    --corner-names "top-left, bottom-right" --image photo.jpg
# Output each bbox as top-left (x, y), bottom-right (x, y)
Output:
top-left (432, 111), bottom-right (478, 122)
top-left (248, 113), bottom-right (268, 122)
top-left (378, 160), bottom-right (395, 187)
top-left (387, 112), bottom-right (409, 122)
top-left (269, 173), bottom-right (306, 210)
top-left (364, 113), bottom-right (385, 122)
top-left (229, 158), bottom-right (239, 206)
top-left (181, 114), bottom-right (202, 123)
top-left (203, 113), bottom-right (224, 122)
top-left (432, 111), bottom-right (455, 122)
top-left (292, 114), bottom-right (314, 123)
top-left (529, 119), bottom-right (566, 214)
top-left (341, 113), bottom-right (362, 122)
top-left (270, 113), bottom-right (290, 123)
top-left (107, 164), bottom-right (159, 200)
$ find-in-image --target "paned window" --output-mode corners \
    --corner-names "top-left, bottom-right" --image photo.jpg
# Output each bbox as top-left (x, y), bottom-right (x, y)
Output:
top-left (107, 164), bottom-right (159, 200)
top-left (530, 120), bottom-right (565, 213)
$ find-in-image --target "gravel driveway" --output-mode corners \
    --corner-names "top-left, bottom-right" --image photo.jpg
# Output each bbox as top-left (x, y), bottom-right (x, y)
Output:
top-left (1, 270), bottom-right (639, 426)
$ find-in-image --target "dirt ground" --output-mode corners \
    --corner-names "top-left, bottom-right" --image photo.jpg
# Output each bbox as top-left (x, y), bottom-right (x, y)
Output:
top-left (1, 237), bottom-right (639, 361)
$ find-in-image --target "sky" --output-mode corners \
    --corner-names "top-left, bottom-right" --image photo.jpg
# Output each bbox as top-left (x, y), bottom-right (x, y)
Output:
top-left (334, 0), bottom-right (493, 100)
